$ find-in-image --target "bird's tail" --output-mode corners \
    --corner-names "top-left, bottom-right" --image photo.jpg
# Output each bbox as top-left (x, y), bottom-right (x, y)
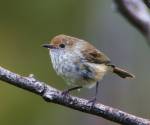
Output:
top-left (108, 65), bottom-right (135, 79)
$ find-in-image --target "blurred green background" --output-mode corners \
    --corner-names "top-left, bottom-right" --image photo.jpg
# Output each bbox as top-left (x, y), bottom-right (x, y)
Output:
top-left (0, 0), bottom-right (150, 125)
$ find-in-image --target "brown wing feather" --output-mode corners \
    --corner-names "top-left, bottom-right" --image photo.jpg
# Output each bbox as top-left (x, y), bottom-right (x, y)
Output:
top-left (81, 42), bottom-right (110, 64)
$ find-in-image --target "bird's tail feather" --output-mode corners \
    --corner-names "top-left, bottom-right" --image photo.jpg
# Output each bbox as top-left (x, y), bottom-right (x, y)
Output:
top-left (109, 65), bottom-right (135, 79)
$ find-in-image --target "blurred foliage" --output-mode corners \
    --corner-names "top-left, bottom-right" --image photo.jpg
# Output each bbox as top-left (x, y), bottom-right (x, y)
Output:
top-left (0, 0), bottom-right (150, 125)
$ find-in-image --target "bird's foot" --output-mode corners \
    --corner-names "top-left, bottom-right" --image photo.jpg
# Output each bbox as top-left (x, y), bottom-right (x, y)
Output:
top-left (61, 86), bottom-right (82, 96)
top-left (88, 97), bottom-right (97, 108)
top-left (61, 90), bottom-right (69, 96)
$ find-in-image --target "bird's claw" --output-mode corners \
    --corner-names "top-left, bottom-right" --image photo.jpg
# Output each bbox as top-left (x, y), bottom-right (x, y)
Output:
top-left (61, 90), bottom-right (69, 96)
top-left (87, 97), bottom-right (96, 108)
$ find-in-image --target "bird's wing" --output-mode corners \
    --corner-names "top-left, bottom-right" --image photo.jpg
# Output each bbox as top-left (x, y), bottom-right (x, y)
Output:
top-left (81, 42), bottom-right (110, 64)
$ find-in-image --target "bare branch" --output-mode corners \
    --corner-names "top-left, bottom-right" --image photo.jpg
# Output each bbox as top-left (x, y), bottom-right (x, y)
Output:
top-left (114, 0), bottom-right (150, 43)
top-left (143, 0), bottom-right (150, 8)
top-left (0, 66), bottom-right (150, 125)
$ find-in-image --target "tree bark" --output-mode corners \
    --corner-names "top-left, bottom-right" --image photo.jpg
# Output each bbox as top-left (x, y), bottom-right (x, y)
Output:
top-left (114, 0), bottom-right (150, 44)
top-left (0, 66), bottom-right (150, 125)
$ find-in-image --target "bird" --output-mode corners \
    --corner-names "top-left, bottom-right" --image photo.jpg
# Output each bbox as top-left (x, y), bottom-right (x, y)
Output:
top-left (42, 34), bottom-right (135, 105)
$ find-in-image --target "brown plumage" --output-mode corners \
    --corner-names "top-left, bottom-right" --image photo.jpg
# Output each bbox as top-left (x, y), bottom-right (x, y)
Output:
top-left (42, 34), bottom-right (135, 105)
top-left (109, 64), bottom-right (135, 78)
top-left (81, 43), bottom-right (110, 64)
top-left (48, 34), bottom-right (135, 79)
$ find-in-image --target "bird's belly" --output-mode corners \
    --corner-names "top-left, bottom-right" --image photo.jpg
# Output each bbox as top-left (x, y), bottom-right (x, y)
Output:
top-left (60, 63), bottom-right (108, 88)
top-left (50, 51), bottom-right (108, 88)
top-left (50, 52), bottom-right (81, 85)
top-left (60, 64), bottom-right (84, 86)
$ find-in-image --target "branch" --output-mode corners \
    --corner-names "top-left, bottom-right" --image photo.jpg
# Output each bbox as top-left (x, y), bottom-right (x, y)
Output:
top-left (143, 0), bottom-right (150, 8)
top-left (0, 66), bottom-right (150, 125)
top-left (114, 0), bottom-right (150, 44)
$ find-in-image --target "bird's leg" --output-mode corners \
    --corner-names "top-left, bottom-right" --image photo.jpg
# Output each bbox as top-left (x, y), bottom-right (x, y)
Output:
top-left (88, 81), bottom-right (99, 107)
top-left (62, 86), bottom-right (82, 96)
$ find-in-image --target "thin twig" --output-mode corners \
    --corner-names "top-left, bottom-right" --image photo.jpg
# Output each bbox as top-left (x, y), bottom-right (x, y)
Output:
top-left (114, 0), bottom-right (150, 44)
top-left (0, 66), bottom-right (150, 125)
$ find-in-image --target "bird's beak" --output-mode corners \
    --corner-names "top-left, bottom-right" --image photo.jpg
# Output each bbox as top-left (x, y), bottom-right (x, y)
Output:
top-left (42, 44), bottom-right (56, 49)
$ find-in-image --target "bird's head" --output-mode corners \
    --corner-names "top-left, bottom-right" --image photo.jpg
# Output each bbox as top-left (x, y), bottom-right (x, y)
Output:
top-left (42, 34), bottom-right (82, 53)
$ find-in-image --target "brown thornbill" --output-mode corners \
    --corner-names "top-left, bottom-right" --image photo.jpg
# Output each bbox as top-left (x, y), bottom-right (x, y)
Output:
top-left (42, 34), bottom-right (135, 106)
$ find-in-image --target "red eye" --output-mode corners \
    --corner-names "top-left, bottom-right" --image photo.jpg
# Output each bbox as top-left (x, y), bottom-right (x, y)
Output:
top-left (59, 44), bottom-right (65, 48)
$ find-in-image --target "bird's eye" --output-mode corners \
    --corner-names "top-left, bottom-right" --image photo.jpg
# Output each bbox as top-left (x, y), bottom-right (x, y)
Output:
top-left (59, 44), bottom-right (65, 48)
